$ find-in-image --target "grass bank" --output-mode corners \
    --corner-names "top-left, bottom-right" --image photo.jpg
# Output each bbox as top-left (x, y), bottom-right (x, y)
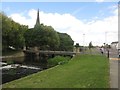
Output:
top-left (3, 54), bottom-right (109, 88)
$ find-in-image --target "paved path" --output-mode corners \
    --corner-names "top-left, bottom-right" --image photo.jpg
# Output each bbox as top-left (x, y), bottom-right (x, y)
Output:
top-left (108, 48), bottom-right (119, 89)
top-left (109, 60), bottom-right (118, 88)
top-left (118, 60), bottom-right (120, 90)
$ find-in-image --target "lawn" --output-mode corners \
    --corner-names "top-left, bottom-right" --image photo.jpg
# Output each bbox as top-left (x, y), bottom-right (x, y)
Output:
top-left (3, 54), bottom-right (109, 88)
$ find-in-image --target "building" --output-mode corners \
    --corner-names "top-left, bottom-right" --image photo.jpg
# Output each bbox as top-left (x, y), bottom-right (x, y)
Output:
top-left (111, 41), bottom-right (119, 49)
top-left (34, 9), bottom-right (40, 28)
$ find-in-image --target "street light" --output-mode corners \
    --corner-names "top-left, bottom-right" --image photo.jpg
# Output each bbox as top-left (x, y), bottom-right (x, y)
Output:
top-left (83, 34), bottom-right (85, 47)
top-left (83, 34), bottom-right (85, 53)
top-left (105, 32), bottom-right (108, 45)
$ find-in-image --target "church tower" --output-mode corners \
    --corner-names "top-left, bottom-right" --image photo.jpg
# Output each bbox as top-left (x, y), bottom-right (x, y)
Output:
top-left (34, 9), bottom-right (40, 28)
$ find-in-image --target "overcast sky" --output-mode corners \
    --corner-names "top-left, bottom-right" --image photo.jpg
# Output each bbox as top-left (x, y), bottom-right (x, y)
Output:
top-left (2, 1), bottom-right (118, 46)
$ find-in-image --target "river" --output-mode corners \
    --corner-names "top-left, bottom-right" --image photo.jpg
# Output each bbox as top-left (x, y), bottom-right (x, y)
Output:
top-left (1, 56), bottom-right (52, 84)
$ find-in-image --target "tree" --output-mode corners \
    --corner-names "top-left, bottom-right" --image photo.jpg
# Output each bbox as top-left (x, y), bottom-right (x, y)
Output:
top-left (1, 12), bottom-right (74, 52)
top-left (58, 32), bottom-right (74, 51)
top-left (88, 41), bottom-right (94, 54)
top-left (2, 12), bottom-right (12, 50)
top-left (25, 25), bottom-right (74, 51)
top-left (88, 41), bottom-right (93, 49)
top-left (75, 43), bottom-right (80, 48)
top-left (11, 24), bottom-right (28, 49)
top-left (1, 12), bottom-right (28, 51)
top-left (24, 24), bottom-right (60, 50)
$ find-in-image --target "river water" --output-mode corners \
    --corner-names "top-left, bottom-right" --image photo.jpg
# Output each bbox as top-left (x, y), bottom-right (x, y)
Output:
top-left (1, 56), bottom-right (52, 84)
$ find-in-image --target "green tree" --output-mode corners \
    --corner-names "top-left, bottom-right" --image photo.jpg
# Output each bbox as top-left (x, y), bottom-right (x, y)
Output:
top-left (24, 24), bottom-right (60, 50)
top-left (2, 12), bottom-right (12, 50)
top-left (88, 41), bottom-right (93, 49)
top-left (58, 32), bottom-right (74, 51)
top-left (11, 24), bottom-right (28, 49)
top-left (75, 43), bottom-right (80, 48)
top-left (88, 42), bottom-right (93, 54)
top-left (1, 12), bottom-right (28, 51)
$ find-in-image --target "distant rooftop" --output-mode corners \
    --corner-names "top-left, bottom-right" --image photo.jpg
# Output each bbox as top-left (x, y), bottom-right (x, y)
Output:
top-left (111, 41), bottom-right (118, 44)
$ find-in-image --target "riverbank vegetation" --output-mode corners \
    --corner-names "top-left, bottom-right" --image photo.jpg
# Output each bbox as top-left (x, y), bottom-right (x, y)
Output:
top-left (48, 56), bottom-right (71, 67)
top-left (3, 55), bottom-right (109, 88)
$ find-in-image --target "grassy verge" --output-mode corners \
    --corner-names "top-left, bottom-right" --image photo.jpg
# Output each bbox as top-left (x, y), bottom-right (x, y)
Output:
top-left (3, 54), bottom-right (109, 88)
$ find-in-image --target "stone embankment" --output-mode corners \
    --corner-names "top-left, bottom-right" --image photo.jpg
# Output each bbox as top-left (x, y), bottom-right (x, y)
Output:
top-left (1, 52), bottom-right (24, 59)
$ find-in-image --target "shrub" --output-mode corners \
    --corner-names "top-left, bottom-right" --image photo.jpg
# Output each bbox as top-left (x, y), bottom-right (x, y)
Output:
top-left (48, 56), bottom-right (71, 66)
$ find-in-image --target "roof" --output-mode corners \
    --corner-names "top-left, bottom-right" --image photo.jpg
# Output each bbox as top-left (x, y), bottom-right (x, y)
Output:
top-left (111, 41), bottom-right (118, 44)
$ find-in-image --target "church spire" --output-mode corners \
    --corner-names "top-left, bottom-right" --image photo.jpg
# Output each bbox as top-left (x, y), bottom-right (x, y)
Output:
top-left (34, 9), bottom-right (40, 28)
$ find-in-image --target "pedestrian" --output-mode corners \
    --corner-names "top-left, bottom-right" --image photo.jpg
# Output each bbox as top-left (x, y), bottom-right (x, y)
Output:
top-left (100, 47), bottom-right (104, 55)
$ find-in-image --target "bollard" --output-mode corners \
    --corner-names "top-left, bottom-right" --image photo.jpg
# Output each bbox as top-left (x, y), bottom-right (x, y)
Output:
top-left (107, 50), bottom-right (109, 58)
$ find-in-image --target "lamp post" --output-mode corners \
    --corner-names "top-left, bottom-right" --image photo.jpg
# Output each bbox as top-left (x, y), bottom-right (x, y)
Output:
top-left (104, 32), bottom-right (108, 53)
top-left (83, 34), bottom-right (85, 47)
top-left (83, 34), bottom-right (85, 53)
top-left (105, 32), bottom-right (108, 45)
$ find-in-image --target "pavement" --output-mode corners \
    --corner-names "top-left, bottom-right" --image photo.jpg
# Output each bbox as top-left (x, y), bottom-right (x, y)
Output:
top-left (108, 48), bottom-right (119, 89)
top-left (109, 59), bottom-right (119, 88)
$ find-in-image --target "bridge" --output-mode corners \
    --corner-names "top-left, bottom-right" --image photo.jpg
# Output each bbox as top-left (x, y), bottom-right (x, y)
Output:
top-left (23, 50), bottom-right (79, 62)
top-left (24, 50), bottom-right (77, 55)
